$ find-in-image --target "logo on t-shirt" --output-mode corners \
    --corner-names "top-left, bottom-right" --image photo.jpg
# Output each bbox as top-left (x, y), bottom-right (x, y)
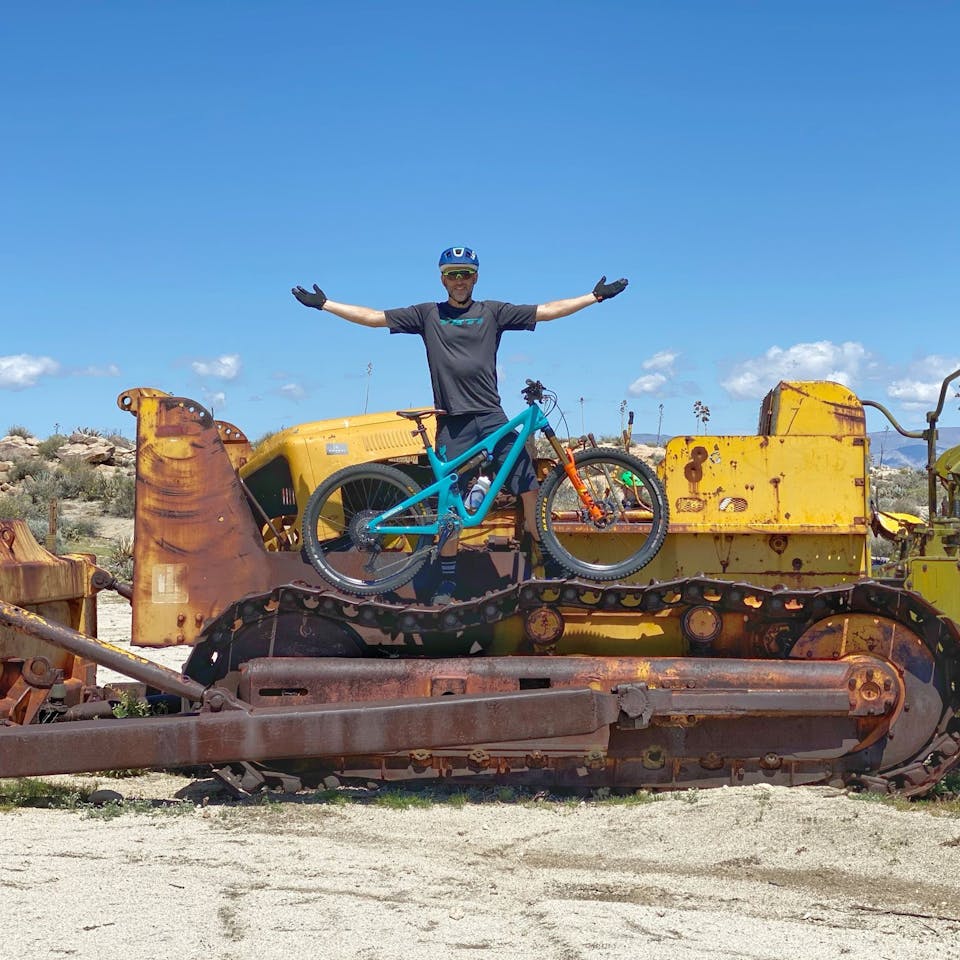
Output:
top-left (439, 315), bottom-right (484, 327)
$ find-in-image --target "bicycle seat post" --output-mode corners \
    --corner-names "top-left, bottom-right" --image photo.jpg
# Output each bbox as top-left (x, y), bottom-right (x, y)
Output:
top-left (396, 408), bottom-right (447, 451)
top-left (411, 416), bottom-right (431, 450)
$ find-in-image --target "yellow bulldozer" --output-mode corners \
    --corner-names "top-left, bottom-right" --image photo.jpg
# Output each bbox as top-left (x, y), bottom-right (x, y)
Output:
top-left (1, 372), bottom-right (958, 797)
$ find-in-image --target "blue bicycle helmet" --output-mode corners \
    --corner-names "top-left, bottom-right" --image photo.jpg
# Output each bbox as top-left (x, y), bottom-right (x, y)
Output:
top-left (438, 246), bottom-right (479, 269)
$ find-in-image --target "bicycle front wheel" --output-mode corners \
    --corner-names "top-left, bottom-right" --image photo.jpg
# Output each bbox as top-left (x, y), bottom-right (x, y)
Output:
top-left (536, 448), bottom-right (669, 581)
top-left (302, 462), bottom-right (435, 596)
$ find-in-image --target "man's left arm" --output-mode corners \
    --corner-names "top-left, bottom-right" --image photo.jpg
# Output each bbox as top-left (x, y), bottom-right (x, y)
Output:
top-left (534, 276), bottom-right (628, 322)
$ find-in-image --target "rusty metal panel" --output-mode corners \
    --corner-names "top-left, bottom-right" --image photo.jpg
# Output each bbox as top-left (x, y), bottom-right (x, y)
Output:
top-left (124, 392), bottom-right (314, 647)
top-left (661, 435), bottom-right (869, 532)
top-left (0, 520), bottom-right (99, 705)
top-left (0, 598), bottom-right (207, 701)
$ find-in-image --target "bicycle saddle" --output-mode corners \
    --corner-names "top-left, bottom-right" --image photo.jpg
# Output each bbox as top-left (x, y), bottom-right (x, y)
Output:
top-left (396, 409), bottom-right (447, 420)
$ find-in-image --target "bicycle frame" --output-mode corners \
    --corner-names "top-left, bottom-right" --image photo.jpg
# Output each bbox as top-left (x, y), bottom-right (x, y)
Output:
top-left (370, 403), bottom-right (550, 538)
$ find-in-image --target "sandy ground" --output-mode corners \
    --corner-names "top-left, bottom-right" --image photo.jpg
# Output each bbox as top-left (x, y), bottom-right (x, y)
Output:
top-left (3, 561), bottom-right (960, 958)
top-left (3, 779), bottom-right (959, 959)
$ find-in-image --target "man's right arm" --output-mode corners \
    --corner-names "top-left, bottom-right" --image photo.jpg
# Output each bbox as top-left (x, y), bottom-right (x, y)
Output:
top-left (291, 284), bottom-right (388, 328)
top-left (322, 300), bottom-right (388, 328)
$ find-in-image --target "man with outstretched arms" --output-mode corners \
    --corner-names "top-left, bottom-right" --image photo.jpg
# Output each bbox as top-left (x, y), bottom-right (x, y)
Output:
top-left (293, 245), bottom-right (628, 604)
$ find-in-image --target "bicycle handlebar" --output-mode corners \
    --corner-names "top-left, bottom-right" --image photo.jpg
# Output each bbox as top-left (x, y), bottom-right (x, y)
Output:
top-left (522, 379), bottom-right (545, 404)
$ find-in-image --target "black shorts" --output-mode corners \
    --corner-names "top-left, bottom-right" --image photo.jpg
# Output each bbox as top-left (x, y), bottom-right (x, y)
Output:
top-left (435, 410), bottom-right (538, 496)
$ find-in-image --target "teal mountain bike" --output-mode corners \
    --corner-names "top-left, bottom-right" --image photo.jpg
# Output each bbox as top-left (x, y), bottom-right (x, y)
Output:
top-left (302, 380), bottom-right (669, 596)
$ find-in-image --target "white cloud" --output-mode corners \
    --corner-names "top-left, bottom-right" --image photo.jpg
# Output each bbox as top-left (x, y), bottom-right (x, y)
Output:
top-left (280, 383), bottom-right (305, 400)
top-left (643, 351), bottom-right (679, 372)
top-left (627, 351), bottom-right (679, 396)
top-left (627, 372), bottom-right (668, 395)
top-left (722, 341), bottom-right (871, 400)
top-left (78, 363), bottom-right (120, 377)
top-left (888, 379), bottom-right (938, 404)
top-left (191, 354), bottom-right (241, 380)
top-left (888, 355), bottom-right (960, 408)
top-left (0, 354), bottom-right (60, 389)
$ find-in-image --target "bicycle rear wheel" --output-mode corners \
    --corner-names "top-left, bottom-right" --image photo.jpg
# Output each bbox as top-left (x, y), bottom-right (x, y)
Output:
top-left (536, 448), bottom-right (668, 581)
top-left (302, 462), bottom-right (435, 596)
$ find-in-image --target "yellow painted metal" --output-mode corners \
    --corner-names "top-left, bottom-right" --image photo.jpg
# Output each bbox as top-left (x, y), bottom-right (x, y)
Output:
top-left (486, 611), bottom-right (682, 657)
top-left (540, 381), bottom-right (872, 588)
top-left (241, 408), bottom-right (433, 495)
top-left (904, 557), bottom-right (960, 627)
top-left (660, 434), bottom-right (868, 532)
top-left (757, 380), bottom-right (865, 436)
top-left (635, 425), bottom-right (872, 588)
top-left (873, 510), bottom-right (924, 538)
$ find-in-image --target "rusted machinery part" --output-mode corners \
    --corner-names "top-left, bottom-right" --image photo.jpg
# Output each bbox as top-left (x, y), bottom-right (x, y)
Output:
top-left (182, 609), bottom-right (365, 686)
top-left (0, 684), bottom-right (623, 779)
top-left (0, 598), bottom-right (206, 702)
top-left (196, 575), bottom-right (960, 796)
top-left (215, 419), bottom-right (248, 444)
top-left (90, 567), bottom-right (133, 601)
top-left (3, 577), bottom-right (958, 794)
top-left (116, 386), bottom-right (171, 416)
top-left (230, 653), bottom-right (914, 793)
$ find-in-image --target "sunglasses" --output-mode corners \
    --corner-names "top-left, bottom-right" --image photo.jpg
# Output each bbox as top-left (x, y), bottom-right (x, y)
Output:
top-left (442, 269), bottom-right (477, 280)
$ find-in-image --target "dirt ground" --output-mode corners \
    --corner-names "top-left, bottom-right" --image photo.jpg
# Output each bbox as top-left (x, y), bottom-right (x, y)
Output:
top-left (3, 586), bottom-right (960, 959)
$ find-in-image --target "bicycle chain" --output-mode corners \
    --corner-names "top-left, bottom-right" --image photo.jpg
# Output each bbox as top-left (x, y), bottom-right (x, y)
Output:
top-left (200, 575), bottom-right (960, 794)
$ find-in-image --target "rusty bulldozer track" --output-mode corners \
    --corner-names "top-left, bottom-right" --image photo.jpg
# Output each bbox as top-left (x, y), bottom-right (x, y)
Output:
top-left (177, 574), bottom-right (960, 795)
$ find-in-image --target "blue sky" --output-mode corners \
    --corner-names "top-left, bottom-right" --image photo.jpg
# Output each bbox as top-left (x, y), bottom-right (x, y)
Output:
top-left (2, 2), bottom-right (958, 443)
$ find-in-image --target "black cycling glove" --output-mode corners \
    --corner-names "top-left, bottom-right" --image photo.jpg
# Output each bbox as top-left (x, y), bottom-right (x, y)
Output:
top-left (592, 276), bottom-right (628, 302)
top-left (292, 284), bottom-right (327, 310)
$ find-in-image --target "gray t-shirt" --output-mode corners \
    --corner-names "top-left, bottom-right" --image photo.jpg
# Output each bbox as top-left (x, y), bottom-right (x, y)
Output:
top-left (385, 300), bottom-right (537, 414)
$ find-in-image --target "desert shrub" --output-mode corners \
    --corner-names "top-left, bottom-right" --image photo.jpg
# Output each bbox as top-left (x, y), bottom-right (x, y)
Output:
top-left (5, 424), bottom-right (32, 439)
top-left (37, 433), bottom-right (69, 460)
top-left (100, 474), bottom-right (136, 517)
top-left (6, 457), bottom-right (44, 483)
top-left (0, 490), bottom-right (35, 521)
top-left (871, 467), bottom-right (927, 515)
top-left (26, 516), bottom-right (53, 547)
top-left (60, 516), bottom-right (99, 542)
top-left (21, 470), bottom-right (59, 504)
top-left (104, 536), bottom-right (134, 580)
top-left (53, 460), bottom-right (101, 500)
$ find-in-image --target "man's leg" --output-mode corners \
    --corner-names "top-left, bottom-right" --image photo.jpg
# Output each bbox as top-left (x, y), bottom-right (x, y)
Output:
top-left (519, 488), bottom-right (566, 579)
top-left (520, 489), bottom-right (539, 541)
top-left (431, 414), bottom-right (475, 606)
top-left (432, 533), bottom-right (460, 605)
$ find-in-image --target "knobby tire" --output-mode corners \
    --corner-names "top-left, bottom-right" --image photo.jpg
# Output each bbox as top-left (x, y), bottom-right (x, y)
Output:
top-left (536, 448), bottom-right (669, 581)
top-left (302, 462), bottom-right (434, 596)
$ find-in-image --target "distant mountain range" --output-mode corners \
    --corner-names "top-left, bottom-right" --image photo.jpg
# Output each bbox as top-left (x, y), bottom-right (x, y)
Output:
top-left (868, 426), bottom-right (960, 469)
top-left (626, 427), bottom-right (960, 470)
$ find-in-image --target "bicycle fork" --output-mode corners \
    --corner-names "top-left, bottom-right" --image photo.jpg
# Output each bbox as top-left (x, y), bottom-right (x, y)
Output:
top-left (541, 425), bottom-right (607, 523)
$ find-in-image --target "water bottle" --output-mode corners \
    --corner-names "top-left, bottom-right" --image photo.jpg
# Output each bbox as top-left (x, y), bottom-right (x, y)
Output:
top-left (465, 475), bottom-right (491, 513)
